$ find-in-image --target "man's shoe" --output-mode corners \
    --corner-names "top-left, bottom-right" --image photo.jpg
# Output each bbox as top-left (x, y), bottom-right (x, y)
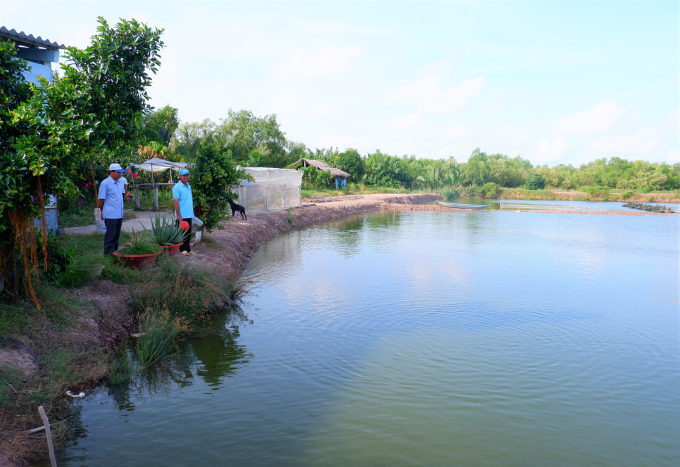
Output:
top-left (180, 251), bottom-right (189, 256)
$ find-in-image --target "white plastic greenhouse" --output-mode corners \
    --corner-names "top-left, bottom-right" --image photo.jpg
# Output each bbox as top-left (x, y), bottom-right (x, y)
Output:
top-left (234, 168), bottom-right (303, 211)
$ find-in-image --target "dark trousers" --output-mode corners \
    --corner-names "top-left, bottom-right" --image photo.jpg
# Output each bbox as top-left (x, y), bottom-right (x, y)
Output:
top-left (104, 218), bottom-right (123, 255)
top-left (177, 218), bottom-right (192, 253)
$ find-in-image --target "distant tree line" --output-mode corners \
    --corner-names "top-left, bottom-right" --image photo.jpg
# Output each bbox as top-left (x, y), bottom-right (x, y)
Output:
top-left (139, 107), bottom-right (679, 192)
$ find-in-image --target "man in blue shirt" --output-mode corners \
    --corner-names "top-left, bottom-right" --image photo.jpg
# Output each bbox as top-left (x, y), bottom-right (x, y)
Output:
top-left (98, 163), bottom-right (126, 255)
top-left (172, 168), bottom-right (195, 255)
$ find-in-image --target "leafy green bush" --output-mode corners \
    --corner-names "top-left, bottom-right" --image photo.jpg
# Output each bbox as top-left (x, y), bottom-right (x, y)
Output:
top-left (299, 166), bottom-right (334, 189)
top-left (582, 186), bottom-right (611, 200)
top-left (621, 190), bottom-right (634, 200)
top-left (481, 182), bottom-right (499, 198)
top-left (441, 188), bottom-right (459, 200)
top-left (525, 174), bottom-right (546, 190)
top-left (191, 143), bottom-right (251, 232)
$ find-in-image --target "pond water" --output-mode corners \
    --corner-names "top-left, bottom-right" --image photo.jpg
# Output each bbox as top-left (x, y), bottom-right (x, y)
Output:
top-left (48, 211), bottom-right (678, 466)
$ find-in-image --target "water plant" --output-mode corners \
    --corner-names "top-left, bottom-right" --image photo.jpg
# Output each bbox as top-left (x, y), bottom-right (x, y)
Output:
top-left (135, 306), bottom-right (187, 369)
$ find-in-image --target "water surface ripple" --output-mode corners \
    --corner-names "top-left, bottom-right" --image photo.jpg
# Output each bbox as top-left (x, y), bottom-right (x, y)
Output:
top-left (52, 211), bottom-right (678, 467)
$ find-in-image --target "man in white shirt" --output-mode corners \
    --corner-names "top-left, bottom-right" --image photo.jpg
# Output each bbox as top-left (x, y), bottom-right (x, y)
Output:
top-left (98, 163), bottom-right (126, 255)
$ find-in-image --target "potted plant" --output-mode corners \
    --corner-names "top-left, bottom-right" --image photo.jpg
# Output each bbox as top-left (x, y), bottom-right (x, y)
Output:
top-left (147, 214), bottom-right (186, 256)
top-left (113, 229), bottom-right (161, 267)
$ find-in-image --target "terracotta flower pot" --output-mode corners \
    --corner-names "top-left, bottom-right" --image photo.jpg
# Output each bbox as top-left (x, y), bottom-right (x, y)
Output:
top-left (160, 242), bottom-right (183, 257)
top-left (113, 250), bottom-right (161, 267)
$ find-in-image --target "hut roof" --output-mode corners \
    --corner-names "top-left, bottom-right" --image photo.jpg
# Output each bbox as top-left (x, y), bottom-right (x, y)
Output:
top-left (295, 159), bottom-right (350, 178)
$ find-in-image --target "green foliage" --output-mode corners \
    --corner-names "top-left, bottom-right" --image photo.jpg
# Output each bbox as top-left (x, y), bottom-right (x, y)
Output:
top-left (134, 308), bottom-right (183, 369)
top-left (364, 150), bottom-right (414, 188)
top-left (328, 148), bottom-right (365, 181)
top-left (441, 188), bottom-right (459, 200)
top-left (582, 185), bottom-right (611, 199)
top-left (140, 105), bottom-right (178, 146)
top-left (621, 190), bottom-right (634, 200)
top-left (525, 174), bottom-right (546, 190)
top-left (118, 229), bottom-right (159, 255)
top-left (148, 214), bottom-right (185, 246)
top-left (191, 143), bottom-right (250, 231)
top-left (128, 256), bottom-right (243, 326)
top-left (0, 17), bottom-right (164, 305)
top-left (481, 182), bottom-right (500, 198)
top-left (298, 165), bottom-right (334, 189)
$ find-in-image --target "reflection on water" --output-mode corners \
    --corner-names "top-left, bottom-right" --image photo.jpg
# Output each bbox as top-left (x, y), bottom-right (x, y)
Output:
top-left (50, 210), bottom-right (679, 467)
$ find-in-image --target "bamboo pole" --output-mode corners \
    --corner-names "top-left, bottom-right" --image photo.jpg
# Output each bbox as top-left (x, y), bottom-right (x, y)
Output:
top-left (38, 405), bottom-right (57, 467)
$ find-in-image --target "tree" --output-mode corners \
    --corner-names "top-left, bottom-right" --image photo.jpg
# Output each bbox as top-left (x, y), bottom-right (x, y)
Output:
top-left (329, 149), bottom-right (365, 182)
top-left (191, 144), bottom-right (250, 232)
top-left (0, 17), bottom-right (164, 304)
top-left (219, 110), bottom-right (287, 165)
top-left (525, 174), bottom-right (546, 190)
top-left (140, 105), bottom-right (179, 146)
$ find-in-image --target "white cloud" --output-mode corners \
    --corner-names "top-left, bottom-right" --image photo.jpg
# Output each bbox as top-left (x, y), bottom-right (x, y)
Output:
top-left (444, 125), bottom-right (471, 141)
top-left (555, 100), bottom-right (628, 134)
top-left (272, 46), bottom-right (362, 80)
top-left (666, 149), bottom-right (680, 163)
top-left (268, 91), bottom-right (298, 113)
top-left (536, 137), bottom-right (566, 162)
top-left (385, 113), bottom-right (423, 131)
top-left (517, 132), bottom-right (529, 142)
top-left (591, 130), bottom-right (657, 155)
top-left (385, 76), bottom-right (485, 114)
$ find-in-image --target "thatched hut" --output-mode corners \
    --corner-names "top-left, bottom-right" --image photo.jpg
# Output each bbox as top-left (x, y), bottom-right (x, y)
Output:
top-left (292, 159), bottom-right (350, 188)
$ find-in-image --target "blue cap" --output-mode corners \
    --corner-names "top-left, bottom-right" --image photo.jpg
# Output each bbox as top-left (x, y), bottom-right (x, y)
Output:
top-left (109, 163), bottom-right (126, 173)
top-left (179, 168), bottom-right (190, 175)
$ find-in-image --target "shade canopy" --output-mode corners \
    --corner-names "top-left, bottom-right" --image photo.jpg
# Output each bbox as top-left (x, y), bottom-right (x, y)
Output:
top-left (128, 158), bottom-right (192, 173)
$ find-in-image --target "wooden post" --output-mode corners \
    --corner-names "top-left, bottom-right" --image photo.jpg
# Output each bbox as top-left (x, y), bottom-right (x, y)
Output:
top-left (134, 186), bottom-right (140, 209)
top-left (153, 185), bottom-right (159, 211)
top-left (38, 405), bottom-right (57, 467)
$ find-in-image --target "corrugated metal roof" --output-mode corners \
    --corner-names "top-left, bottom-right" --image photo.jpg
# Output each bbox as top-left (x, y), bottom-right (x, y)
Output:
top-left (0, 26), bottom-right (65, 50)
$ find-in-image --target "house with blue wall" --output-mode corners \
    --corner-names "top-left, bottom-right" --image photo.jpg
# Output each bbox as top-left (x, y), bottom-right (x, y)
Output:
top-left (0, 26), bottom-right (64, 85)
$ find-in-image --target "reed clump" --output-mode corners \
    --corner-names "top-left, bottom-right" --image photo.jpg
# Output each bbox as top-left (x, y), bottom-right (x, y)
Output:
top-left (128, 256), bottom-right (244, 326)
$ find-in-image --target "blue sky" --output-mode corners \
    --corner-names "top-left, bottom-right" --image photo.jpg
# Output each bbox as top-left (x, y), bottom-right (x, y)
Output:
top-left (2, 1), bottom-right (678, 165)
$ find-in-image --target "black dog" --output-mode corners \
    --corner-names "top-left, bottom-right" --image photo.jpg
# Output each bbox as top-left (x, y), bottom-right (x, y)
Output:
top-left (228, 199), bottom-right (247, 220)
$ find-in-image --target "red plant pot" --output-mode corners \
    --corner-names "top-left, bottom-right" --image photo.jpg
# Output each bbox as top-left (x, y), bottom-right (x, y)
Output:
top-left (159, 242), bottom-right (183, 257)
top-left (113, 250), bottom-right (161, 268)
